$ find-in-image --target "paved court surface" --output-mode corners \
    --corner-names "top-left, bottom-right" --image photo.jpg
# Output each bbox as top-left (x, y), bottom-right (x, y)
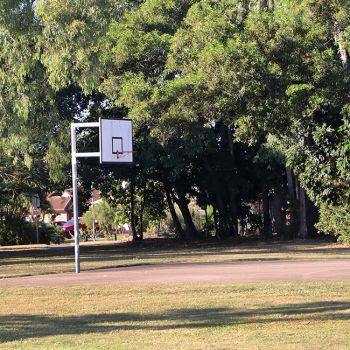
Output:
top-left (2, 259), bottom-right (350, 287)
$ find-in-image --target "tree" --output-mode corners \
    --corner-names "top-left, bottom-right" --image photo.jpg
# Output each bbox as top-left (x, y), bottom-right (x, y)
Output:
top-left (21, 0), bottom-right (350, 244)
top-left (82, 200), bottom-right (127, 240)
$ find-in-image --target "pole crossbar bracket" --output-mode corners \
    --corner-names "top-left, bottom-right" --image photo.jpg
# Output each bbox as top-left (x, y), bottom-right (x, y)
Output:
top-left (72, 122), bottom-right (100, 128)
top-left (75, 152), bottom-right (101, 158)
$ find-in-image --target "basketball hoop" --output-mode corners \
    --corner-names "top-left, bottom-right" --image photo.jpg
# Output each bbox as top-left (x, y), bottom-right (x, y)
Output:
top-left (71, 118), bottom-right (133, 273)
top-left (100, 118), bottom-right (133, 164)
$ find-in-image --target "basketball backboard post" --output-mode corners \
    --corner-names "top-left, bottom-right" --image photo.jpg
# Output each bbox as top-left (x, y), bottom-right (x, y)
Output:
top-left (71, 124), bottom-right (80, 273)
top-left (70, 119), bottom-right (133, 273)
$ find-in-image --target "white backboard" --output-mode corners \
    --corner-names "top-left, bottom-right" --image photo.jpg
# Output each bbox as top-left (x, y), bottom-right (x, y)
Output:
top-left (99, 118), bottom-right (133, 164)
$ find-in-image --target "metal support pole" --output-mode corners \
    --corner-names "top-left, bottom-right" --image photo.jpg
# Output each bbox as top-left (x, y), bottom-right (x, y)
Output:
top-left (91, 183), bottom-right (96, 241)
top-left (71, 125), bottom-right (80, 273)
top-left (36, 218), bottom-right (39, 244)
top-left (70, 121), bottom-right (101, 273)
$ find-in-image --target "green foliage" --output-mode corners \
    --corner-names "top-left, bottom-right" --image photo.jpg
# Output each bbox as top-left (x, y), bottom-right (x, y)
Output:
top-left (3, 0), bottom-right (350, 243)
top-left (0, 1), bottom-right (57, 160)
top-left (82, 201), bottom-right (125, 239)
top-left (35, 0), bottom-right (115, 92)
top-left (0, 217), bottom-right (33, 245)
top-left (38, 223), bottom-right (63, 245)
top-left (45, 141), bottom-right (70, 184)
top-left (0, 217), bottom-right (61, 246)
top-left (316, 204), bottom-right (350, 244)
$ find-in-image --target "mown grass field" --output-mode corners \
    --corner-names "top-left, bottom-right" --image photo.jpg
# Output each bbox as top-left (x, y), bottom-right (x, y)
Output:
top-left (1, 282), bottom-right (350, 349)
top-left (1, 240), bottom-right (350, 349)
top-left (0, 239), bottom-right (349, 279)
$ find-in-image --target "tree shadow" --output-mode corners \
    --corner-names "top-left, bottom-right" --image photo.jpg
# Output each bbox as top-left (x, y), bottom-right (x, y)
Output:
top-left (2, 240), bottom-right (349, 259)
top-left (1, 301), bottom-right (350, 343)
top-left (2, 240), bottom-right (349, 279)
top-left (2, 246), bottom-right (349, 269)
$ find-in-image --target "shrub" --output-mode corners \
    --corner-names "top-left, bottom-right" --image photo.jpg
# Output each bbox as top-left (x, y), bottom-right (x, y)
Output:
top-left (0, 217), bottom-right (61, 245)
top-left (316, 204), bottom-right (350, 244)
top-left (82, 201), bottom-right (128, 240)
top-left (0, 217), bottom-right (34, 245)
top-left (38, 223), bottom-right (62, 244)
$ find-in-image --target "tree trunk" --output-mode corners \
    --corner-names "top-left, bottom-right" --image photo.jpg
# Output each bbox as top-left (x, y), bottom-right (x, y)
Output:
top-left (203, 148), bottom-right (232, 238)
top-left (286, 167), bottom-right (298, 239)
top-left (306, 195), bottom-right (319, 238)
top-left (215, 192), bottom-right (231, 237)
top-left (256, 0), bottom-right (275, 10)
top-left (298, 186), bottom-right (308, 239)
top-left (175, 191), bottom-right (197, 240)
top-left (204, 206), bottom-right (209, 237)
top-left (228, 187), bottom-right (239, 236)
top-left (262, 186), bottom-right (272, 239)
top-left (138, 198), bottom-right (144, 240)
top-left (259, 0), bottom-right (268, 10)
top-left (212, 203), bottom-right (219, 237)
top-left (165, 188), bottom-right (185, 239)
top-left (271, 183), bottom-right (285, 238)
top-left (286, 167), bottom-right (296, 202)
top-left (226, 126), bottom-right (238, 236)
top-left (334, 21), bottom-right (349, 68)
top-left (271, 194), bottom-right (283, 237)
top-left (130, 177), bottom-right (138, 241)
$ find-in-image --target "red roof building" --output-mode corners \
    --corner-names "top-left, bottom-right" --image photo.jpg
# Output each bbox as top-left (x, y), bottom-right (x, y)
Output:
top-left (44, 190), bottom-right (73, 224)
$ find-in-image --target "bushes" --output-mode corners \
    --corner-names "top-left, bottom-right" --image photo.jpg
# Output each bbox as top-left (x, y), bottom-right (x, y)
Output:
top-left (82, 201), bottom-right (128, 240)
top-left (38, 223), bottom-right (62, 244)
top-left (0, 216), bottom-right (61, 246)
top-left (0, 217), bottom-right (34, 245)
top-left (316, 204), bottom-right (350, 244)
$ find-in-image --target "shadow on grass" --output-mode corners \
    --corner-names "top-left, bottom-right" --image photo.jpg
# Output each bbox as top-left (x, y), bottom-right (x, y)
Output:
top-left (2, 239), bottom-right (349, 260)
top-left (1, 301), bottom-right (350, 342)
top-left (1, 239), bottom-right (349, 279)
top-left (3, 244), bottom-right (350, 265)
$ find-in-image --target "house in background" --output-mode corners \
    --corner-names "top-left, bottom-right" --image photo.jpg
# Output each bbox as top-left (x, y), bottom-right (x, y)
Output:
top-left (44, 190), bottom-right (73, 224)
top-left (44, 189), bottom-right (103, 224)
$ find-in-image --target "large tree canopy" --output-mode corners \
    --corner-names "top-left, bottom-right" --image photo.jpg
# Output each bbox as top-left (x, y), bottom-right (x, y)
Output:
top-left (2, 0), bottom-right (350, 243)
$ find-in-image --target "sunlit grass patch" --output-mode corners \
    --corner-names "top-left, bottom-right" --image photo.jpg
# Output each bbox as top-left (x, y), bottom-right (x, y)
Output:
top-left (1, 282), bottom-right (350, 349)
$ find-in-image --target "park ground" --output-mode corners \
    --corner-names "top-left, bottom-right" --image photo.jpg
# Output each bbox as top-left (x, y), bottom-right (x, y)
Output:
top-left (1, 238), bottom-right (350, 279)
top-left (1, 239), bottom-right (350, 349)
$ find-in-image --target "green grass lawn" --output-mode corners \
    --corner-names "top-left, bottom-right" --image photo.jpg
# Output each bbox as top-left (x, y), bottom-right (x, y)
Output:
top-left (1, 239), bottom-right (349, 278)
top-left (1, 282), bottom-right (350, 349)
